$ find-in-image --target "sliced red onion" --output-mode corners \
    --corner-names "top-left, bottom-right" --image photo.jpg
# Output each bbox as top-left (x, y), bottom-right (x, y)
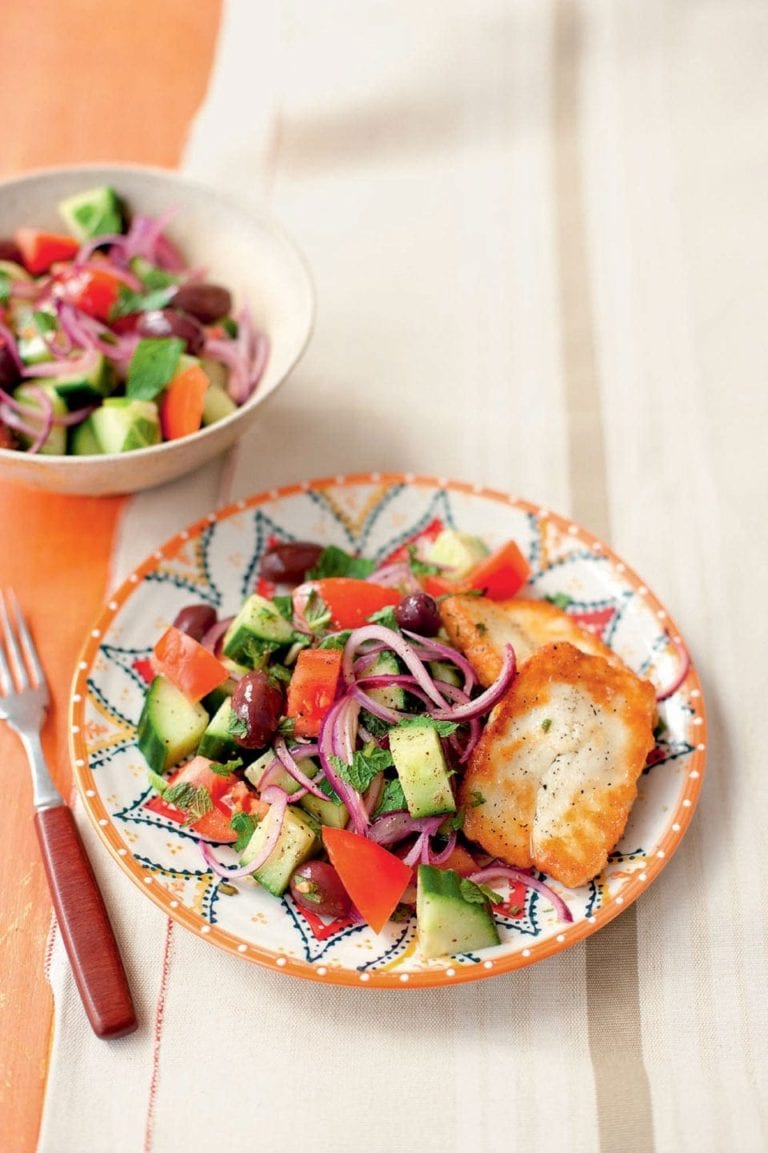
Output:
top-left (199, 785), bottom-right (289, 879)
top-left (0, 404), bottom-right (40, 441)
top-left (363, 772), bottom-right (385, 817)
top-left (655, 639), bottom-right (691, 702)
top-left (368, 811), bottom-right (443, 846)
top-left (403, 832), bottom-right (428, 868)
top-left (367, 560), bottom-right (420, 592)
top-left (23, 386), bottom-right (54, 453)
top-left (51, 404), bottom-right (97, 428)
top-left (0, 321), bottom-right (22, 372)
top-left (75, 233), bottom-right (129, 264)
top-left (21, 347), bottom-right (100, 379)
top-left (429, 644), bottom-right (516, 721)
top-left (75, 259), bottom-right (142, 291)
top-left (403, 631), bottom-right (478, 693)
top-left (274, 736), bottom-right (328, 800)
top-left (427, 829), bottom-right (457, 865)
top-left (200, 616), bottom-right (233, 657)
top-left (154, 230), bottom-right (187, 272)
top-left (469, 865), bottom-right (573, 923)
top-left (318, 697), bottom-right (369, 834)
top-left (204, 336), bottom-right (248, 403)
top-left (342, 625), bottom-right (449, 707)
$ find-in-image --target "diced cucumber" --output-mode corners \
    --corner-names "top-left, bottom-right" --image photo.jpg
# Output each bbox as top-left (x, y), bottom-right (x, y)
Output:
top-left (49, 352), bottom-right (115, 409)
top-left (11, 303), bottom-right (56, 365)
top-left (201, 676), bottom-right (236, 715)
top-left (13, 383), bottom-right (67, 454)
top-left (426, 529), bottom-right (489, 581)
top-left (240, 804), bottom-right (319, 896)
top-left (202, 379), bottom-right (237, 426)
top-left (196, 698), bottom-right (242, 763)
top-left (91, 397), bottom-right (161, 453)
top-left (364, 650), bottom-right (405, 711)
top-left (245, 751), bottom-right (348, 829)
top-left (388, 721), bottom-right (457, 819)
top-left (137, 675), bottom-right (209, 774)
top-left (69, 415), bottom-right (103, 455)
top-left (58, 186), bottom-right (124, 240)
top-left (222, 594), bottom-right (294, 667)
top-left (428, 660), bottom-right (462, 688)
top-left (417, 866), bottom-right (500, 958)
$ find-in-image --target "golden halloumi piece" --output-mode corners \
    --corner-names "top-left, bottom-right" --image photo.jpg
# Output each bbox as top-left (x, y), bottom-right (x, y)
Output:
top-left (459, 642), bottom-right (656, 888)
top-left (440, 595), bottom-right (624, 686)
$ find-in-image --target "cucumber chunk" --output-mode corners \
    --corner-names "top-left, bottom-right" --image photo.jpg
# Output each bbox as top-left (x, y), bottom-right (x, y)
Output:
top-left (137, 675), bottom-right (209, 774)
top-left (245, 751), bottom-right (349, 829)
top-left (222, 594), bottom-right (294, 667)
top-left (50, 352), bottom-right (115, 408)
top-left (388, 721), bottom-right (457, 819)
top-left (91, 397), bottom-right (161, 453)
top-left (240, 805), bottom-right (319, 896)
top-left (426, 530), bottom-right (489, 581)
top-left (417, 866), bottom-right (500, 958)
top-left (197, 698), bottom-right (243, 763)
top-left (58, 186), bottom-right (124, 241)
top-left (13, 383), bottom-right (67, 454)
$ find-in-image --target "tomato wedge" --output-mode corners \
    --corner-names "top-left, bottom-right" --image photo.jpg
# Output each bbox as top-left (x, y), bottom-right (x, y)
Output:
top-left (421, 539), bottom-right (530, 601)
top-left (294, 577), bottom-right (401, 630)
top-left (52, 265), bottom-right (123, 321)
top-left (14, 228), bottom-right (80, 275)
top-left (285, 647), bottom-right (342, 737)
top-left (153, 626), bottom-right (228, 702)
top-left (144, 757), bottom-right (266, 842)
top-left (322, 826), bottom-right (413, 933)
top-left (159, 363), bottom-right (209, 440)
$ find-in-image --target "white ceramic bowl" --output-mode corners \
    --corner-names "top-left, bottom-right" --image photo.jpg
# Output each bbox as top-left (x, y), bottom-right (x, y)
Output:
top-left (0, 164), bottom-right (314, 495)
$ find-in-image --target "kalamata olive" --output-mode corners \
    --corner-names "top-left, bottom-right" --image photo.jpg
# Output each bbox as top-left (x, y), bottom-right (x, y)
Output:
top-left (231, 670), bottom-right (284, 749)
top-left (172, 603), bottom-right (218, 641)
top-left (0, 238), bottom-right (23, 264)
top-left (289, 861), bottom-right (352, 918)
top-left (394, 592), bottom-right (441, 636)
top-left (260, 541), bottom-right (324, 584)
top-left (136, 308), bottom-right (205, 355)
top-left (0, 342), bottom-right (21, 388)
top-left (169, 283), bottom-right (232, 324)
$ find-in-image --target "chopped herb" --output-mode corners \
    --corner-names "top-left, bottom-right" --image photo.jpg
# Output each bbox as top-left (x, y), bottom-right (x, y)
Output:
top-left (238, 635), bottom-right (281, 667)
top-left (318, 630), bottom-right (352, 650)
top-left (109, 283), bottom-right (176, 320)
top-left (229, 811), bottom-right (257, 854)
top-left (469, 789), bottom-right (486, 807)
top-left (443, 807), bottom-right (466, 832)
top-left (163, 782), bottom-right (213, 824)
top-left (292, 876), bottom-right (323, 903)
top-left (0, 271), bottom-right (10, 305)
top-left (277, 715), bottom-right (296, 739)
top-left (546, 592), bottom-right (573, 611)
top-left (272, 594), bottom-right (294, 621)
top-left (227, 712), bottom-right (249, 739)
top-left (269, 662), bottom-right (292, 684)
top-left (367, 605), bottom-right (398, 630)
top-left (135, 265), bottom-right (179, 291)
top-left (541, 718), bottom-right (552, 733)
top-left (373, 776), bottom-right (408, 816)
top-left (331, 744), bottom-right (393, 793)
top-left (316, 777), bottom-right (344, 805)
top-left (359, 710), bottom-right (391, 738)
top-left (126, 336), bottom-right (184, 400)
top-left (303, 589), bottom-right (332, 633)
top-left (406, 545), bottom-right (442, 577)
top-left (459, 877), bottom-right (502, 906)
top-left (32, 309), bottom-right (58, 334)
top-left (221, 316), bottom-right (238, 338)
top-left (396, 716), bottom-right (459, 738)
top-left (306, 545), bottom-right (376, 580)
top-left (209, 758), bottom-right (243, 777)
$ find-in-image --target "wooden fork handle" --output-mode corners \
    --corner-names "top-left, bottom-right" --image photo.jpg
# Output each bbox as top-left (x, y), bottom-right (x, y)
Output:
top-left (35, 805), bottom-right (138, 1039)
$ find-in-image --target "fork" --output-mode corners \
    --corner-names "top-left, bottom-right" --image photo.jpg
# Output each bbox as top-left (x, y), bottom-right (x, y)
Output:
top-left (0, 589), bottom-right (137, 1039)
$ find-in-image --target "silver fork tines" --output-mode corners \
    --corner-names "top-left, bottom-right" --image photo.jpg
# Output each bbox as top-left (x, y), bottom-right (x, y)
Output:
top-left (0, 590), bottom-right (60, 809)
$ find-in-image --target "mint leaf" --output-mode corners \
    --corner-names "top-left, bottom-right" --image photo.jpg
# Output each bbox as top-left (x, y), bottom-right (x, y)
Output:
top-left (396, 716), bottom-right (459, 737)
top-left (0, 271), bottom-right (10, 305)
top-left (306, 545), bottom-right (375, 580)
top-left (331, 744), bottom-right (392, 793)
top-left (110, 283), bottom-right (176, 320)
top-left (277, 716), bottom-right (296, 738)
top-left (135, 265), bottom-right (179, 290)
top-left (541, 718), bottom-right (552, 733)
top-left (33, 309), bottom-right (58, 334)
top-left (164, 782), bottom-right (213, 824)
top-left (230, 811), bottom-right (257, 854)
top-left (126, 337), bottom-right (184, 400)
top-left (459, 877), bottom-right (501, 906)
top-left (546, 592), bottom-right (573, 611)
top-left (318, 630), bottom-right (352, 650)
top-left (272, 594), bottom-right (294, 621)
top-left (406, 544), bottom-right (442, 576)
top-left (316, 777), bottom-right (344, 805)
top-left (303, 589), bottom-right (332, 633)
top-left (468, 789), bottom-right (485, 807)
top-left (367, 605), bottom-right (398, 630)
top-left (373, 776), bottom-right (407, 816)
top-left (209, 758), bottom-right (243, 777)
top-left (227, 712), bottom-right (249, 739)
top-left (359, 710), bottom-right (391, 738)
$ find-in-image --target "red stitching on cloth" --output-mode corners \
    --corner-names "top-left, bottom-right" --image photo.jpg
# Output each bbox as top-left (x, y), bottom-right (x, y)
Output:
top-left (143, 916), bottom-right (175, 1153)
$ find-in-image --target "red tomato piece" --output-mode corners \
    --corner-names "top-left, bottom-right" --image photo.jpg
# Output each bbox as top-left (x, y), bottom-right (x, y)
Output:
top-left (285, 648), bottom-right (342, 737)
top-left (322, 827), bottom-right (413, 933)
top-left (144, 757), bottom-right (266, 842)
top-left (52, 266), bottom-right (123, 321)
top-left (14, 228), bottom-right (80, 275)
top-left (464, 540), bottom-right (531, 600)
top-left (294, 577), bottom-right (401, 630)
top-left (159, 364), bottom-right (209, 441)
top-left (153, 626), bottom-right (228, 702)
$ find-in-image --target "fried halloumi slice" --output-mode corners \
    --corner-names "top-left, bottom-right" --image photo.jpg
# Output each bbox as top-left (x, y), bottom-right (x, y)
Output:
top-left (459, 641), bottom-right (656, 888)
top-left (439, 595), bottom-right (624, 685)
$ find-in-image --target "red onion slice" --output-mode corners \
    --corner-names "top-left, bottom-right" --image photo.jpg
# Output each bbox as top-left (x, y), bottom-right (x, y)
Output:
top-left (429, 644), bottom-right (516, 721)
top-left (21, 347), bottom-right (100, 380)
top-left (402, 630), bottom-right (477, 693)
top-left (469, 865), bottom-right (573, 923)
top-left (274, 736), bottom-right (328, 800)
top-left (199, 785), bottom-right (289, 879)
top-left (318, 697), bottom-right (369, 834)
top-left (342, 624), bottom-right (449, 707)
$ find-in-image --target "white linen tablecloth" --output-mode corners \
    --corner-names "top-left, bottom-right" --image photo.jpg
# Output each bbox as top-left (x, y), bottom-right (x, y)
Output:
top-left (37, 2), bottom-right (767, 1151)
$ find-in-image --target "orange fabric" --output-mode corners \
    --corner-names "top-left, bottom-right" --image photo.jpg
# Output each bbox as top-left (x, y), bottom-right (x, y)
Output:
top-left (0, 4), bottom-right (222, 1151)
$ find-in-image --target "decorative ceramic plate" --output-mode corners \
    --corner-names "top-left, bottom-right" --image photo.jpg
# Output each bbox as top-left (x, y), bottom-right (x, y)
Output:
top-left (72, 474), bottom-right (706, 987)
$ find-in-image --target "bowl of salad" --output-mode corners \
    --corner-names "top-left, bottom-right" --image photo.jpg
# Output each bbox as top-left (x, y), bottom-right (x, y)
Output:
top-left (0, 164), bottom-right (314, 495)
